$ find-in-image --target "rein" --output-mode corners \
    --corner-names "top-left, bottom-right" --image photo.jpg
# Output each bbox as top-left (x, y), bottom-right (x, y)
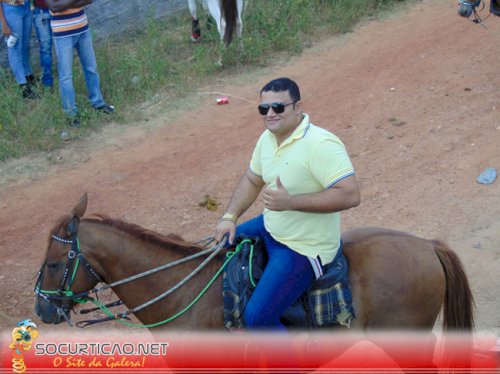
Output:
top-left (36, 231), bottom-right (235, 328)
top-left (92, 239), bottom-right (248, 329)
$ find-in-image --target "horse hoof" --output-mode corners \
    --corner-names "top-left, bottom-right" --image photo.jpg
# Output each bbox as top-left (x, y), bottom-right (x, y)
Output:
top-left (191, 34), bottom-right (201, 43)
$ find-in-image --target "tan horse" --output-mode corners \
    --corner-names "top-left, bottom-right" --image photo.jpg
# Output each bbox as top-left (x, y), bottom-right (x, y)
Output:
top-left (35, 193), bottom-right (474, 332)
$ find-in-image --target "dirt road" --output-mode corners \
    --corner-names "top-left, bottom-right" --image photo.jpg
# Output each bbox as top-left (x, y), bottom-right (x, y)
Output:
top-left (0, 0), bottom-right (498, 335)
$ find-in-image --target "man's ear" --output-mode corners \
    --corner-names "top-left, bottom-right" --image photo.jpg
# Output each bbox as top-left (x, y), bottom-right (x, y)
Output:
top-left (294, 100), bottom-right (303, 114)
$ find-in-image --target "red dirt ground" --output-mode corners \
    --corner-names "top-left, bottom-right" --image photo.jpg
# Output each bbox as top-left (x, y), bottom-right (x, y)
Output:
top-left (0, 0), bottom-right (498, 336)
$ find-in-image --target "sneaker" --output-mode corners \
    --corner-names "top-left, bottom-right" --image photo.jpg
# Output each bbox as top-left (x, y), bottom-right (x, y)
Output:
top-left (68, 117), bottom-right (81, 128)
top-left (94, 104), bottom-right (115, 114)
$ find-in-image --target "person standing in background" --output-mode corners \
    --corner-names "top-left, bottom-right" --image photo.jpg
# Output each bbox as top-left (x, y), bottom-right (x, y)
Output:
top-left (45, 0), bottom-right (114, 127)
top-left (0, 0), bottom-right (39, 99)
top-left (33, 0), bottom-right (53, 89)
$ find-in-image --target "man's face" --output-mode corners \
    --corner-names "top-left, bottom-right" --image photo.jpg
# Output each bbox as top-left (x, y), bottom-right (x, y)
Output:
top-left (259, 90), bottom-right (302, 144)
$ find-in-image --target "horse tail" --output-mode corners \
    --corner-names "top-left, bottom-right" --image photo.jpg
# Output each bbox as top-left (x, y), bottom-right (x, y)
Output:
top-left (221, 0), bottom-right (237, 45)
top-left (432, 240), bottom-right (475, 332)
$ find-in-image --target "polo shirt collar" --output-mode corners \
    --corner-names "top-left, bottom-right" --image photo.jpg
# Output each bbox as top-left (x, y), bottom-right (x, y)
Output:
top-left (269, 114), bottom-right (311, 149)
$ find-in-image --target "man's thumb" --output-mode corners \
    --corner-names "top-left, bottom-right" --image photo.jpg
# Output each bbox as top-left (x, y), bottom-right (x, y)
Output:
top-left (276, 176), bottom-right (283, 189)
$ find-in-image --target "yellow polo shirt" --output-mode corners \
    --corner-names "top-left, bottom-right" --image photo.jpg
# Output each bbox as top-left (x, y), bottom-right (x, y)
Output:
top-left (249, 114), bottom-right (354, 264)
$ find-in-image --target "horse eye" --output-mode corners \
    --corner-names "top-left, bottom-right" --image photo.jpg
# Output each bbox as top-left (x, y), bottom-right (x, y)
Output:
top-left (46, 262), bottom-right (60, 272)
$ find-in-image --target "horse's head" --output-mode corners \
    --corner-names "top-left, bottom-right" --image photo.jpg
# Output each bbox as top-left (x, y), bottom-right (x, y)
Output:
top-left (35, 193), bottom-right (103, 325)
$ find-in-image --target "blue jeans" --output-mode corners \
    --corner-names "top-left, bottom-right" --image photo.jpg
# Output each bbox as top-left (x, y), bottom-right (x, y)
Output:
top-left (235, 215), bottom-right (315, 331)
top-left (1, 2), bottom-right (33, 84)
top-left (33, 7), bottom-right (53, 88)
top-left (53, 29), bottom-right (105, 117)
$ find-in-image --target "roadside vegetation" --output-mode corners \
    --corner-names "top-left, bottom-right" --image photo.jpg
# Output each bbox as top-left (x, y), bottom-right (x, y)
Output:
top-left (0, 0), bottom-right (407, 161)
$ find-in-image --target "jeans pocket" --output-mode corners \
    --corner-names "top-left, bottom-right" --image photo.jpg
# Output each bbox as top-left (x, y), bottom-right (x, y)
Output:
top-left (42, 12), bottom-right (51, 23)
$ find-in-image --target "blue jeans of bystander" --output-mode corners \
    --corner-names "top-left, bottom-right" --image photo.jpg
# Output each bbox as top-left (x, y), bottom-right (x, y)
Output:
top-left (235, 215), bottom-right (315, 331)
top-left (1, 2), bottom-right (33, 84)
top-left (33, 7), bottom-right (53, 88)
top-left (53, 29), bottom-right (105, 117)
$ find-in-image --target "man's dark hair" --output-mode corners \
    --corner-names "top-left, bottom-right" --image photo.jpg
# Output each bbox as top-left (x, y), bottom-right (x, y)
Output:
top-left (260, 77), bottom-right (301, 102)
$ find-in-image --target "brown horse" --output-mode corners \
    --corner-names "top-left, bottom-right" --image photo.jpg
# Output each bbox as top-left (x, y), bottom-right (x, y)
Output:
top-left (35, 193), bottom-right (474, 332)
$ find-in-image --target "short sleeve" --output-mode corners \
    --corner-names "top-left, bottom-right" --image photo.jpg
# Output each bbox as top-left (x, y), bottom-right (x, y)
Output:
top-left (310, 137), bottom-right (354, 188)
top-left (249, 134), bottom-right (264, 177)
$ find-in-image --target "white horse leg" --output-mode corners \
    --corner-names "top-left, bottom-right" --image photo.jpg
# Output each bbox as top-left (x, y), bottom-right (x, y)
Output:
top-left (205, 0), bottom-right (224, 41)
top-left (188, 0), bottom-right (197, 19)
top-left (189, 0), bottom-right (201, 42)
top-left (235, 0), bottom-right (244, 49)
top-left (236, 0), bottom-right (243, 39)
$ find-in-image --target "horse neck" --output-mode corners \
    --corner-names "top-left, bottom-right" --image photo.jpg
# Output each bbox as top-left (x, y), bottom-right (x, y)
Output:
top-left (78, 220), bottom-right (224, 329)
top-left (77, 220), bottom-right (220, 280)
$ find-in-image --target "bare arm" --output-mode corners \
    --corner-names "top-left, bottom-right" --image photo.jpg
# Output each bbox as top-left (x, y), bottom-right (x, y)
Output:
top-left (262, 175), bottom-right (360, 213)
top-left (45, 0), bottom-right (92, 12)
top-left (214, 169), bottom-right (265, 244)
top-left (0, 6), bottom-right (11, 37)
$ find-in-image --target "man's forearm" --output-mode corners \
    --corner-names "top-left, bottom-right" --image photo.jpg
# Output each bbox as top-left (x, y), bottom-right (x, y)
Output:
top-left (288, 186), bottom-right (360, 213)
top-left (225, 169), bottom-right (264, 219)
top-left (263, 175), bottom-right (360, 213)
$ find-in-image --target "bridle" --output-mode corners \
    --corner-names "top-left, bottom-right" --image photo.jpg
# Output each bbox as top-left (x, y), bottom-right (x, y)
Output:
top-left (35, 222), bottom-right (229, 328)
top-left (34, 233), bottom-right (104, 325)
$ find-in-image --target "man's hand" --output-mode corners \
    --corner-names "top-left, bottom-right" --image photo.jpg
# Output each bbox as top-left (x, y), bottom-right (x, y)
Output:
top-left (215, 220), bottom-right (236, 245)
top-left (1, 24), bottom-right (12, 37)
top-left (262, 176), bottom-right (292, 211)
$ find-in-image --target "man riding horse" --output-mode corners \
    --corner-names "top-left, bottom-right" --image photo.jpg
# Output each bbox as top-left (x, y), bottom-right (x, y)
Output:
top-left (214, 77), bottom-right (361, 330)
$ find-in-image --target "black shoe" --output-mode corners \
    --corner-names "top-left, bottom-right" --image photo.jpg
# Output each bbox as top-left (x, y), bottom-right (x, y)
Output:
top-left (68, 117), bottom-right (81, 128)
top-left (26, 74), bottom-right (37, 87)
top-left (94, 104), bottom-right (115, 114)
top-left (20, 84), bottom-right (41, 100)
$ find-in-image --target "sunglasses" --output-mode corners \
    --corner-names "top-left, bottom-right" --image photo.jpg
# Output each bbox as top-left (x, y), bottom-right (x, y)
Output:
top-left (258, 102), bottom-right (296, 115)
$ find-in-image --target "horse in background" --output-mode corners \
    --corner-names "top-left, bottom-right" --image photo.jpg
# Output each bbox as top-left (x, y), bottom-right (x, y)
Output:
top-left (188, 0), bottom-right (243, 45)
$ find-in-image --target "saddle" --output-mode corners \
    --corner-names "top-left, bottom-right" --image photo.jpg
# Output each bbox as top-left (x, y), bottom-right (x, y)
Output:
top-left (222, 236), bottom-right (355, 330)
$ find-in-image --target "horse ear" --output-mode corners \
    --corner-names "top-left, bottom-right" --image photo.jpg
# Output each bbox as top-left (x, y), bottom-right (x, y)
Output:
top-left (67, 217), bottom-right (80, 236)
top-left (71, 193), bottom-right (88, 218)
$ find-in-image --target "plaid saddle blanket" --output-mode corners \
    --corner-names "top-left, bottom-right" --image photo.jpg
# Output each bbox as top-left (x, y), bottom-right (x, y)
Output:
top-left (222, 236), bottom-right (355, 330)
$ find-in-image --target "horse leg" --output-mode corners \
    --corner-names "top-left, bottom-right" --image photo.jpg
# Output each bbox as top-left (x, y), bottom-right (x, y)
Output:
top-left (188, 0), bottom-right (201, 42)
top-left (202, 0), bottom-right (224, 65)
top-left (236, 0), bottom-right (243, 38)
top-left (205, 0), bottom-right (224, 41)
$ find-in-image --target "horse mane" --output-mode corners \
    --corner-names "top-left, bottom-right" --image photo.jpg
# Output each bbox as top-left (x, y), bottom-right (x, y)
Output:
top-left (48, 214), bottom-right (203, 255)
top-left (87, 215), bottom-right (203, 254)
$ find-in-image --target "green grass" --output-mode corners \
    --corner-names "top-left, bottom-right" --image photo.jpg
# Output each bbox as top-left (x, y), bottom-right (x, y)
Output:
top-left (0, 0), bottom-right (408, 162)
